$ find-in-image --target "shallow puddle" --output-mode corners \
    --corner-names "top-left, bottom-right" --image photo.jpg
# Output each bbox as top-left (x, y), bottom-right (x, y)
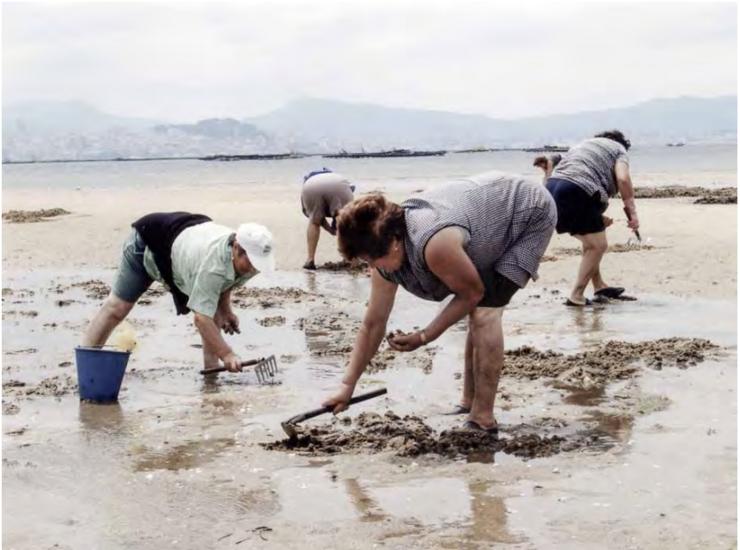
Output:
top-left (2, 267), bottom-right (736, 549)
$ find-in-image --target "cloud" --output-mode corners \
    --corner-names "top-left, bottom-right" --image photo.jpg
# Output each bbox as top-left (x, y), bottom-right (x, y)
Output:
top-left (2, 1), bottom-right (736, 120)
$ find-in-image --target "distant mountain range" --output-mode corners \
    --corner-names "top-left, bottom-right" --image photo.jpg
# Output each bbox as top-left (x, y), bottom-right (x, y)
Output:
top-left (2, 95), bottom-right (736, 162)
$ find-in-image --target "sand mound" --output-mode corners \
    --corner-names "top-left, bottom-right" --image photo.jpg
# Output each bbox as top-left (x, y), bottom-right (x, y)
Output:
top-left (505, 337), bottom-right (719, 388)
top-left (3, 374), bottom-right (78, 398)
top-left (555, 244), bottom-right (655, 257)
top-left (262, 411), bottom-right (598, 459)
top-left (316, 261), bottom-right (370, 275)
top-left (232, 286), bottom-right (316, 309)
top-left (2, 208), bottom-right (71, 223)
top-left (257, 315), bottom-right (286, 327)
top-left (634, 186), bottom-right (736, 204)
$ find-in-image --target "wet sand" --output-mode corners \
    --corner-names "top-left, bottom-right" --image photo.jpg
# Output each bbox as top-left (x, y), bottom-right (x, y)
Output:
top-left (2, 181), bottom-right (737, 549)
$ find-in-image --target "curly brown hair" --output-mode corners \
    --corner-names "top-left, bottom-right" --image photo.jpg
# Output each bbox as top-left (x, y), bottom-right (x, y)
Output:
top-left (336, 194), bottom-right (406, 260)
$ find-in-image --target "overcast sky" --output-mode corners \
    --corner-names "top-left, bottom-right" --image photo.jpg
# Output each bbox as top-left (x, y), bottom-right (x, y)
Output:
top-left (3, 1), bottom-right (737, 122)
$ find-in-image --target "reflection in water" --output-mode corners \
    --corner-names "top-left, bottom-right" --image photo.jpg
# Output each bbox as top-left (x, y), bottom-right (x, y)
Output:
top-left (584, 411), bottom-right (635, 444)
top-left (272, 467), bottom-right (358, 523)
top-left (570, 306), bottom-right (605, 333)
top-left (466, 449), bottom-right (496, 464)
top-left (341, 476), bottom-right (519, 546)
top-left (304, 272), bottom-right (318, 294)
top-left (344, 478), bottom-right (386, 522)
top-left (78, 401), bottom-right (125, 434)
top-left (133, 437), bottom-right (235, 472)
top-left (463, 480), bottom-right (520, 546)
top-left (368, 477), bottom-right (470, 526)
top-left (563, 386), bottom-right (606, 406)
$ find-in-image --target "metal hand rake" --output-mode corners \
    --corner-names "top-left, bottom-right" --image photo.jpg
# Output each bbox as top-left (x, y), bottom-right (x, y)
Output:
top-left (199, 355), bottom-right (279, 385)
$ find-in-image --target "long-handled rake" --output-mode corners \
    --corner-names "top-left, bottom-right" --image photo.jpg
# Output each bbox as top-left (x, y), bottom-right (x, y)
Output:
top-left (199, 355), bottom-right (279, 384)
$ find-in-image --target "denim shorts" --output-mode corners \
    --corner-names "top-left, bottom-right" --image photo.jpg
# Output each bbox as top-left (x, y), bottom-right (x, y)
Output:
top-left (111, 229), bottom-right (154, 303)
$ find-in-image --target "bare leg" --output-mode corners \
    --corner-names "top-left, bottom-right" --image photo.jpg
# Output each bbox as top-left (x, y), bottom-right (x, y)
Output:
top-left (591, 264), bottom-right (608, 292)
top-left (201, 327), bottom-right (222, 371)
top-left (468, 307), bottom-right (505, 429)
top-left (460, 329), bottom-right (474, 409)
top-left (82, 294), bottom-right (136, 346)
top-left (304, 222), bottom-right (321, 268)
top-left (570, 232), bottom-right (608, 304)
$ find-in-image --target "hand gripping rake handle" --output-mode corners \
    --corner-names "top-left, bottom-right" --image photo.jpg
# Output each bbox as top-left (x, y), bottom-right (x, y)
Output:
top-left (199, 357), bottom-right (265, 375)
top-left (281, 388), bottom-right (388, 438)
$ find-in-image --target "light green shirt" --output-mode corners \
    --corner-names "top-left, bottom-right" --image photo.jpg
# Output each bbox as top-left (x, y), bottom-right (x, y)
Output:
top-left (143, 222), bottom-right (256, 318)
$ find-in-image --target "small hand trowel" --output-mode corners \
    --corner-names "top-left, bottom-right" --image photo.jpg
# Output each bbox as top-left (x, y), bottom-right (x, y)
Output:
top-left (281, 387), bottom-right (388, 440)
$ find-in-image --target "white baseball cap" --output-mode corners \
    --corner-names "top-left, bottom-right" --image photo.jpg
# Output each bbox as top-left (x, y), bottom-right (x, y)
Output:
top-left (236, 223), bottom-right (275, 273)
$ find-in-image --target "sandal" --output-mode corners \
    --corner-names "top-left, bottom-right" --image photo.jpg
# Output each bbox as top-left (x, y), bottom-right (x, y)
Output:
top-left (565, 298), bottom-right (592, 307)
top-left (463, 420), bottom-right (499, 436)
top-left (443, 404), bottom-right (471, 415)
top-left (594, 287), bottom-right (625, 299)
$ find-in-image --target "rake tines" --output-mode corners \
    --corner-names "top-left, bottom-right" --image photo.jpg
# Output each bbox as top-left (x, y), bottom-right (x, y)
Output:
top-left (254, 355), bottom-right (279, 385)
top-left (199, 354), bottom-right (279, 383)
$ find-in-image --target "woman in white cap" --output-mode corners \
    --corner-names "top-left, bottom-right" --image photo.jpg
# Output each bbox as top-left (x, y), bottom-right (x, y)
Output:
top-left (300, 169), bottom-right (355, 269)
top-left (82, 212), bottom-right (275, 372)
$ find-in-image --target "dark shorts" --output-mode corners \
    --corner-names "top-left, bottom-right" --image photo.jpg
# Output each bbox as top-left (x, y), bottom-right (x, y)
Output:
top-left (545, 178), bottom-right (606, 235)
top-left (478, 271), bottom-right (520, 308)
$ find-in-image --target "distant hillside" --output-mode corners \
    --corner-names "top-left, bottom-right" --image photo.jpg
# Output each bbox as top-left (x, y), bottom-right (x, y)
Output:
top-left (3, 100), bottom-right (162, 134)
top-left (2, 103), bottom-right (277, 162)
top-left (153, 118), bottom-right (265, 140)
top-left (2, 95), bottom-right (736, 162)
top-left (248, 96), bottom-right (737, 151)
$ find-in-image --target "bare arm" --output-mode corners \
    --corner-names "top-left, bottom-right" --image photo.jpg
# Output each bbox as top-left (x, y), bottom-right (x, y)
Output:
top-left (324, 269), bottom-right (398, 411)
top-left (215, 288), bottom-right (240, 334)
top-left (320, 218), bottom-right (336, 235)
top-left (193, 311), bottom-right (241, 370)
top-left (217, 288), bottom-right (232, 311)
top-left (533, 156), bottom-right (552, 183)
top-left (345, 269), bottom-right (398, 384)
top-left (423, 227), bottom-right (485, 340)
top-left (615, 161), bottom-right (639, 229)
top-left (387, 227), bottom-right (484, 352)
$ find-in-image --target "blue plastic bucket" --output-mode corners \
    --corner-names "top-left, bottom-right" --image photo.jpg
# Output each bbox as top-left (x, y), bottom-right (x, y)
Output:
top-left (75, 346), bottom-right (130, 402)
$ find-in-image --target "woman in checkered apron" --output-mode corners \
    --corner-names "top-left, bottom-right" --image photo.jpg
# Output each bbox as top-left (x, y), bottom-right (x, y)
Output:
top-left (323, 171), bottom-right (557, 434)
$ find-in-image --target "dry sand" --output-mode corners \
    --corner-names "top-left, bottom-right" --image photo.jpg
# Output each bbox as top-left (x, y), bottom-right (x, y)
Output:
top-left (2, 181), bottom-right (737, 549)
top-left (2, 183), bottom-right (737, 300)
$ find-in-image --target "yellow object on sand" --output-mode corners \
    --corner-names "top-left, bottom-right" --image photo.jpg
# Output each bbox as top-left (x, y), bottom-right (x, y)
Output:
top-left (110, 321), bottom-right (137, 352)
